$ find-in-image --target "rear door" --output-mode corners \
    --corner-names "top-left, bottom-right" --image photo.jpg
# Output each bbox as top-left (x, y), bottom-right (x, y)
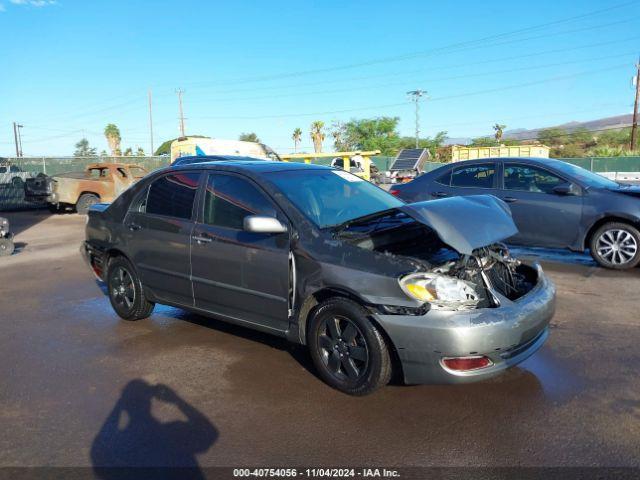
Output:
top-left (123, 171), bottom-right (202, 305)
top-left (191, 172), bottom-right (290, 332)
top-left (500, 163), bottom-right (583, 247)
top-left (433, 162), bottom-right (500, 199)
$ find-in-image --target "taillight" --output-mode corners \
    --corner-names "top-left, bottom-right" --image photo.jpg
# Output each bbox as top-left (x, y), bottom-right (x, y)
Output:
top-left (389, 189), bottom-right (400, 196)
top-left (442, 356), bottom-right (493, 372)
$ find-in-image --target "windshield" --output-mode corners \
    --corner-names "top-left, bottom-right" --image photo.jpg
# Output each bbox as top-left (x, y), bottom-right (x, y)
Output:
top-left (548, 160), bottom-right (619, 189)
top-left (265, 169), bottom-right (404, 228)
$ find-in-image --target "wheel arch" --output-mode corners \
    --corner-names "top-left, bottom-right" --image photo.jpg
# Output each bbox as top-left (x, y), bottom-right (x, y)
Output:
top-left (295, 286), bottom-right (404, 382)
top-left (76, 191), bottom-right (101, 204)
top-left (582, 214), bottom-right (640, 250)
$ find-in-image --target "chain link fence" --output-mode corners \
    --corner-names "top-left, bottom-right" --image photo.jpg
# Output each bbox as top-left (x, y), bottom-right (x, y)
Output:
top-left (0, 156), bottom-right (170, 211)
top-left (2, 155), bottom-right (638, 212)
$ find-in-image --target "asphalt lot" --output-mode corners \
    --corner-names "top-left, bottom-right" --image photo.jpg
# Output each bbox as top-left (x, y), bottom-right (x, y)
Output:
top-left (1, 210), bottom-right (639, 469)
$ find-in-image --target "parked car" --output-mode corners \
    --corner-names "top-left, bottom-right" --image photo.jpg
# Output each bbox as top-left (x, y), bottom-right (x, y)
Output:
top-left (0, 217), bottom-right (14, 256)
top-left (24, 163), bottom-right (148, 214)
top-left (390, 157), bottom-right (640, 270)
top-left (0, 161), bottom-right (32, 188)
top-left (82, 160), bottom-right (555, 395)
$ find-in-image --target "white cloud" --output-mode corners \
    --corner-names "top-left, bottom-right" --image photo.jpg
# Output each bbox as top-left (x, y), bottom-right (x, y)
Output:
top-left (10, 0), bottom-right (57, 6)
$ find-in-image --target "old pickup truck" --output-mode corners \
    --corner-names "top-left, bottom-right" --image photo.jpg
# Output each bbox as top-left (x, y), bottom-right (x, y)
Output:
top-left (24, 163), bottom-right (148, 214)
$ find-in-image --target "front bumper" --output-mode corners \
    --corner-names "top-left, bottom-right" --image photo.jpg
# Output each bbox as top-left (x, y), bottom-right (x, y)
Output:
top-left (24, 192), bottom-right (57, 204)
top-left (373, 263), bottom-right (555, 384)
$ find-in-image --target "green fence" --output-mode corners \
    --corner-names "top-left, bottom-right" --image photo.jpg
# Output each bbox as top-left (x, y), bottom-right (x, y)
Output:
top-left (557, 157), bottom-right (640, 172)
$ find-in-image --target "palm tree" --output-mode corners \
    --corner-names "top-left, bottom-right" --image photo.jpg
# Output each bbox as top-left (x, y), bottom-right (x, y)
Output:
top-left (292, 128), bottom-right (302, 153)
top-left (104, 124), bottom-right (121, 157)
top-left (310, 121), bottom-right (325, 153)
top-left (493, 124), bottom-right (507, 143)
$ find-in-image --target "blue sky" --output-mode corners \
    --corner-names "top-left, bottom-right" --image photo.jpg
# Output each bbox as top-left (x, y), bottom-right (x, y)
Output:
top-left (1, 0), bottom-right (639, 156)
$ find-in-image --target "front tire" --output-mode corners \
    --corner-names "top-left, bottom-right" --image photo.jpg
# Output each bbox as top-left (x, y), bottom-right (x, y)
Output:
top-left (307, 297), bottom-right (392, 396)
top-left (107, 256), bottom-right (154, 320)
top-left (76, 193), bottom-right (99, 215)
top-left (590, 222), bottom-right (640, 269)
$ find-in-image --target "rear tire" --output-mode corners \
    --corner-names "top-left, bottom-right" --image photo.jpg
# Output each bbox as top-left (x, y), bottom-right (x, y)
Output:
top-left (107, 256), bottom-right (154, 320)
top-left (76, 193), bottom-right (99, 215)
top-left (11, 177), bottom-right (24, 188)
top-left (307, 297), bottom-right (392, 396)
top-left (590, 222), bottom-right (640, 270)
top-left (0, 238), bottom-right (14, 256)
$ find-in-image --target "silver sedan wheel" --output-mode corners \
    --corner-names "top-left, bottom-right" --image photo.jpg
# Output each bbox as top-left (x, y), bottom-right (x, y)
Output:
top-left (596, 228), bottom-right (638, 265)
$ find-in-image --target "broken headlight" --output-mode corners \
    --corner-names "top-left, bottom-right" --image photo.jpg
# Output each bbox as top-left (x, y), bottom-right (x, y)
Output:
top-left (399, 273), bottom-right (480, 310)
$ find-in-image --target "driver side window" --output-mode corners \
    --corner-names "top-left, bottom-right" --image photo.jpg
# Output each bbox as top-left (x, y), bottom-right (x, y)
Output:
top-left (203, 174), bottom-right (277, 230)
top-left (504, 164), bottom-right (564, 194)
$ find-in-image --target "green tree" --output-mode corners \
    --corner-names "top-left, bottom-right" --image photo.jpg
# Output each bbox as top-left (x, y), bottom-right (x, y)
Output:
top-left (136, 147), bottom-right (146, 156)
top-left (123, 147), bottom-right (133, 156)
top-left (239, 132), bottom-right (260, 143)
top-left (340, 117), bottom-right (400, 156)
top-left (310, 121), bottom-right (325, 153)
top-left (104, 124), bottom-right (121, 157)
top-left (470, 136), bottom-right (499, 147)
top-left (398, 131), bottom-right (448, 158)
top-left (493, 124), bottom-right (506, 142)
top-left (292, 128), bottom-right (302, 153)
top-left (99, 150), bottom-right (108, 157)
top-left (537, 127), bottom-right (567, 146)
top-left (73, 138), bottom-right (97, 157)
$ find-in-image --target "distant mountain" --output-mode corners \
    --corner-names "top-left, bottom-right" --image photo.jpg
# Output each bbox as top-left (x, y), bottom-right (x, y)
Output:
top-left (503, 114), bottom-right (633, 141)
top-left (444, 114), bottom-right (633, 145)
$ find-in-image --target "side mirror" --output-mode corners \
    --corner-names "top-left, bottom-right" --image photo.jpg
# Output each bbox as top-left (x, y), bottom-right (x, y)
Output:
top-left (243, 215), bottom-right (287, 234)
top-left (552, 183), bottom-right (578, 196)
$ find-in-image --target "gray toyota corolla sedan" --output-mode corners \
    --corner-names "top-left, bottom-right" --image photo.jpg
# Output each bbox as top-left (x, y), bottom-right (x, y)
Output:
top-left (83, 159), bottom-right (555, 395)
top-left (390, 157), bottom-right (640, 269)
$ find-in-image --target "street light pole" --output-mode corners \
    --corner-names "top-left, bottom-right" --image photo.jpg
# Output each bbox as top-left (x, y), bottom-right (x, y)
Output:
top-left (407, 90), bottom-right (427, 148)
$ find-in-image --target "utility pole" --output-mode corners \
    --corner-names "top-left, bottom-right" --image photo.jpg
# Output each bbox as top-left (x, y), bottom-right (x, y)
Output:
top-left (407, 90), bottom-right (427, 148)
top-left (148, 89), bottom-right (154, 155)
top-left (631, 56), bottom-right (640, 151)
top-left (176, 88), bottom-right (186, 138)
top-left (13, 122), bottom-right (20, 157)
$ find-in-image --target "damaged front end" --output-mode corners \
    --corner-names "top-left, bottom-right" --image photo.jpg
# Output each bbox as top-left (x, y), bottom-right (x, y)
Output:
top-left (399, 244), bottom-right (537, 311)
top-left (335, 195), bottom-right (538, 313)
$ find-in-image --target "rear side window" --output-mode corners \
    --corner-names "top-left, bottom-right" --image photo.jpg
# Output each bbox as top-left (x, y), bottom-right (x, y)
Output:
top-left (451, 164), bottom-right (495, 188)
top-left (146, 172), bottom-right (201, 219)
top-left (434, 169), bottom-right (452, 186)
top-left (203, 174), bottom-right (276, 229)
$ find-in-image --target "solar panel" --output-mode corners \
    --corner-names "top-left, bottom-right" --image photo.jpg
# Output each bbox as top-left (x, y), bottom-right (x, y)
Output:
top-left (389, 148), bottom-right (429, 171)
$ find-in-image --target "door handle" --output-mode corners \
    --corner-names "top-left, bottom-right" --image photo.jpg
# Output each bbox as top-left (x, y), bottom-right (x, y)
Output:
top-left (127, 223), bottom-right (142, 231)
top-left (502, 196), bottom-right (518, 203)
top-left (192, 235), bottom-right (213, 244)
top-left (432, 191), bottom-right (448, 198)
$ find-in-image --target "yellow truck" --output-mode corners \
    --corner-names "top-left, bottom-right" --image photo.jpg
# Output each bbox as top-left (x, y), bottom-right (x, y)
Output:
top-left (451, 145), bottom-right (550, 162)
top-left (280, 151), bottom-right (381, 182)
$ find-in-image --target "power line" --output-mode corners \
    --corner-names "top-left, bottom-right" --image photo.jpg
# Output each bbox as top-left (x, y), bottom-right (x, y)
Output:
top-left (190, 63), bottom-right (627, 121)
top-left (175, 1), bottom-right (638, 89)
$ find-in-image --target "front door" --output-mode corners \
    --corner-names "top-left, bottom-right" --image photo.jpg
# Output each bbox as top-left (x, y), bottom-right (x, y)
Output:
top-left (191, 172), bottom-right (290, 332)
top-left (500, 163), bottom-right (583, 247)
top-left (123, 171), bottom-right (202, 305)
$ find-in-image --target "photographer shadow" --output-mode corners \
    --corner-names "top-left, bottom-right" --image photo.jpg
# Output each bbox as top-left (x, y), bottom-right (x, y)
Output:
top-left (91, 379), bottom-right (218, 479)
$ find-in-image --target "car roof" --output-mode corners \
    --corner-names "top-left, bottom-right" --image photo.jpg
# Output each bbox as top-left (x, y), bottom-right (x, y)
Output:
top-left (169, 157), bottom-right (331, 174)
top-left (446, 157), bottom-right (561, 166)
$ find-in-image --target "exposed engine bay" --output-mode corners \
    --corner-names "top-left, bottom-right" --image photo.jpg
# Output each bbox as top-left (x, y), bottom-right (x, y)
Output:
top-left (335, 210), bottom-right (536, 310)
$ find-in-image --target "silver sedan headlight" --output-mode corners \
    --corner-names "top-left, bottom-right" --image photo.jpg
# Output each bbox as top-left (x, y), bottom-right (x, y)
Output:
top-left (399, 272), bottom-right (480, 310)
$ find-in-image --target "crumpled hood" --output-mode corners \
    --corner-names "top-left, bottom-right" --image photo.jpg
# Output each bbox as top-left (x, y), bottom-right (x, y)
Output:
top-left (399, 195), bottom-right (518, 255)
